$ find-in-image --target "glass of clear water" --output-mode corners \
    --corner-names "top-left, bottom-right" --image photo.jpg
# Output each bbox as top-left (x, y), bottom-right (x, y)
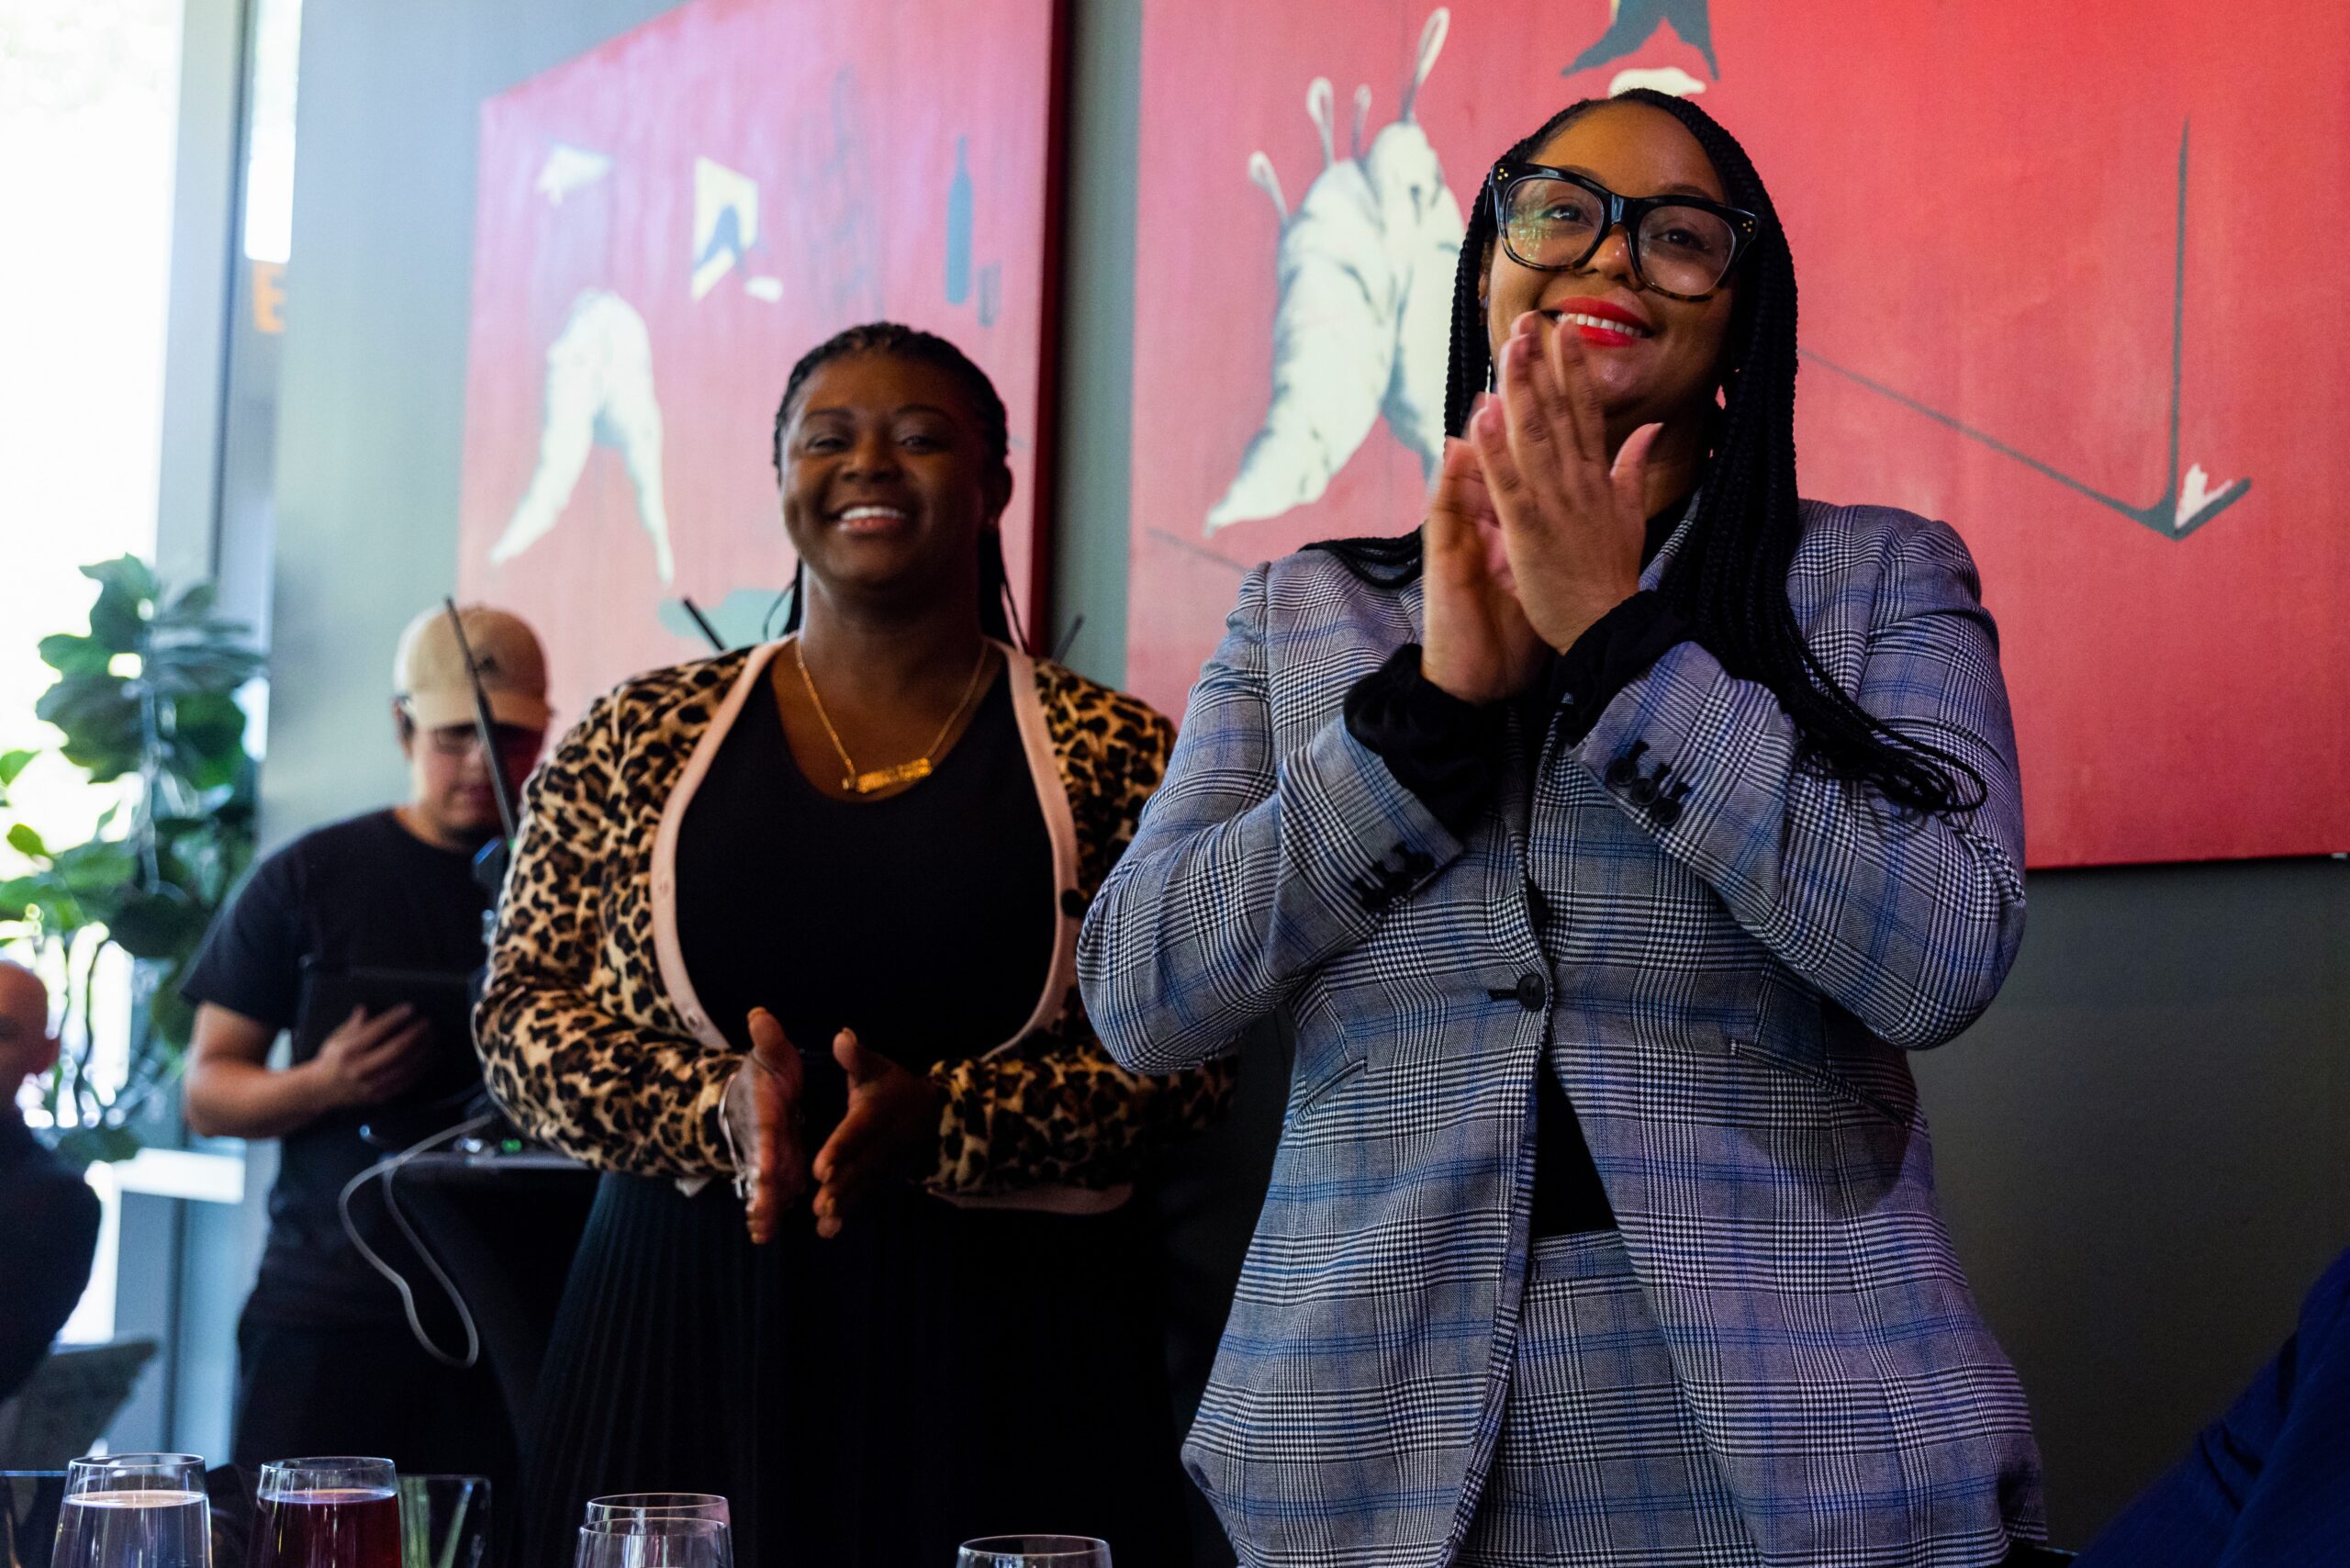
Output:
top-left (574, 1518), bottom-right (732, 1568)
top-left (956, 1538), bottom-right (1112, 1568)
top-left (51, 1454), bottom-right (211, 1568)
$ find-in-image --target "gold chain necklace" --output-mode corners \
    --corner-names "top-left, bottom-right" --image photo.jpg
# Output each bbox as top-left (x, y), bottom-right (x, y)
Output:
top-left (792, 638), bottom-right (991, 795)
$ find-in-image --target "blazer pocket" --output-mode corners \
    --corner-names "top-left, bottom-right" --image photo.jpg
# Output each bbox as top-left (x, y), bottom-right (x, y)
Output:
top-left (1727, 1036), bottom-right (1913, 1129)
top-left (1286, 1051), bottom-right (1369, 1129)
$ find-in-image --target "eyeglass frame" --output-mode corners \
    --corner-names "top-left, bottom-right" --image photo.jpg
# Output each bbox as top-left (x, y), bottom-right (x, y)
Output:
top-left (1486, 159), bottom-right (1761, 302)
top-left (396, 700), bottom-right (543, 758)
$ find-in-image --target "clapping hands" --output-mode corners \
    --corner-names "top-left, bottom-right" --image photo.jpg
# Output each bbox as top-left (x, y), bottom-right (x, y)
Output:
top-left (1422, 312), bottom-right (1661, 704)
top-left (726, 1008), bottom-right (942, 1244)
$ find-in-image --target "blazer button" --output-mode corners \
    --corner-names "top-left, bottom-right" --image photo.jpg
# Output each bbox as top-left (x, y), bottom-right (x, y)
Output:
top-left (1514, 972), bottom-right (1548, 1012)
top-left (1625, 775), bottom-right (1661, 807)
top-left (1650, 795), bottom-right (1684, 829)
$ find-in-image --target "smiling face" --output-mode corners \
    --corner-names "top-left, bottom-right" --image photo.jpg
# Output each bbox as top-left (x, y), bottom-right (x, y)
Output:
top-left (778, 352), bottom-right (1011, 620)
top-left (1483, 100), bottom-right (1737, 434)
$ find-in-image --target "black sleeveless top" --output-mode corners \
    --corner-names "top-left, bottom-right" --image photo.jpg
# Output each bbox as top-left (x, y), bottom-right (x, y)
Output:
top-left (673, 663), bottom-right (1058, 1130)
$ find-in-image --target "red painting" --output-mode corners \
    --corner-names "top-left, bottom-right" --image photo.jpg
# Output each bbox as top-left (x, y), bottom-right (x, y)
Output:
top-left (1128, 0), bottom-right (2350, 867)
top-left (458, 0), bottom-right (1063, 726)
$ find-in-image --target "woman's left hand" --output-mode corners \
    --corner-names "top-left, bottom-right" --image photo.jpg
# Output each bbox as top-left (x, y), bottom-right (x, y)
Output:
top-left (1468, 312), bottom-right (1662, 653)
top-left (811, 1028), bottom-right (942, 1239)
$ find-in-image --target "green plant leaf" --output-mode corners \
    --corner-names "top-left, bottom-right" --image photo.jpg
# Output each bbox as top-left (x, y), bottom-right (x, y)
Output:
top-left (34, 674), bottom-right (142, 781)
top-left (164, 690), bottom-right (249, 789)
top-left (107, 888), bottom-right (207, 959)
top-left (83, 558), bottom-right (157, 654)
top-left (52, 840), bottom-right (138, 897)
top-left (6, 823), bottom-right (48, 858)
top-left (50, 1123), bottom-right (143, 1170)
top-left (0, 750), bottom-right (36, 788)
top-left (146, 981), bottom-right (196, 1051)
top-left (37, 633), bottom-right (111, 676)
top-left (165, 581), bottom-right (218, 617)
top-left (82, 554), bottom-right (159, 597)
top-left (0, 875), bottom-right (44, 925)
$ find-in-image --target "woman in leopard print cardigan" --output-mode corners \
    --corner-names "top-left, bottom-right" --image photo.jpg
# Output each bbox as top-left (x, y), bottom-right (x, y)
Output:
top-left (478, 325), bottom-right (1231, 1568)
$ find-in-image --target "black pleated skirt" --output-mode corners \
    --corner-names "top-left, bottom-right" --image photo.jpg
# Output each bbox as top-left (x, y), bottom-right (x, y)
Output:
top-left (520, 1173), bottom-right (1192, 1568)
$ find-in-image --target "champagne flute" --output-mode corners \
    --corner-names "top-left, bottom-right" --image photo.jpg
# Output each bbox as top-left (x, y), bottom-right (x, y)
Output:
top-left (957, 1537), bottom-right (1113, 1568)
top-left (253, 1458), bottom-right (401, 1568)
top-left (575, 1518), bottom-right (732, 1568)
top-left (51, 1454), bottom-right (210, 1568)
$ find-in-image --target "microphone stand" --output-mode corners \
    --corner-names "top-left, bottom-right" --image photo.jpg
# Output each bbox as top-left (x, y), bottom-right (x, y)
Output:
top-left (442, 599), bottom-right (521, 924)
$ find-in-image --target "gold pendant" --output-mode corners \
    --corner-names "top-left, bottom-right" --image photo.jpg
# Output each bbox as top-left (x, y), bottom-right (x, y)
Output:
top-left (844, 758), bottom-right (933, 794)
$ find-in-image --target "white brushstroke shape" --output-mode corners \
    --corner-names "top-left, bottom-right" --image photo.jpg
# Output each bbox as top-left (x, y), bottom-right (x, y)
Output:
top-left (691, 157), bottom-right (760, 301)
top-left (2174, 462), bottom-right (2244, 532)
top-left (1366, 7), bottom-right (1461, 482)
top-left (1207, 8), bottom-right (1465, 533)
top-left (489, 289), bottom-right (676, 582)
top-left (1608, 65), bottom-right (1707, 97)
top-left (536, 144), bottom-right (612, 206)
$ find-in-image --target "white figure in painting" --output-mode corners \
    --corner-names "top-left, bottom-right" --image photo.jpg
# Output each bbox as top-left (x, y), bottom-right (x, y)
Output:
top-left (1206, 9), bottom-right (1464, 533)
top-left (1364, 10), bottom-right (1463, 485)
top-left (488, 287), bottom-right (677, 583)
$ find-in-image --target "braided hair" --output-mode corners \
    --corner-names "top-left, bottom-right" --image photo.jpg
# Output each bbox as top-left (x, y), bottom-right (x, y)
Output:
top-left (769, 321), bottom-right (1025, 649)
top-left (1311, 90), bottom-right (1982, 816)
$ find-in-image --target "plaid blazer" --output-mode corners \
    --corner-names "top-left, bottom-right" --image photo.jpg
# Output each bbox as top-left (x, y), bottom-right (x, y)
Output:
top-left (1078, 501), bottom-right (2044, 1568)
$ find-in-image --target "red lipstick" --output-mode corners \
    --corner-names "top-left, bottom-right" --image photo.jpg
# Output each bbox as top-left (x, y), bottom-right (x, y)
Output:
top-left (1550, 296), bottom-right (1655, 348)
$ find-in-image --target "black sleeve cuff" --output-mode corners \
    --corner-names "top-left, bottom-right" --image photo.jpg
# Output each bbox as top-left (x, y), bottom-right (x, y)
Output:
top-left (1549, 591), bottom-right (1692, 744)
top-left (1344, 644), bottom-right (1505, 836)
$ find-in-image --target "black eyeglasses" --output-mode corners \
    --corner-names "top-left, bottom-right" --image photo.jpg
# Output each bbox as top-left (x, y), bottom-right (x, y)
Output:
top-left (1488, 160), bottom-right (1759, 301)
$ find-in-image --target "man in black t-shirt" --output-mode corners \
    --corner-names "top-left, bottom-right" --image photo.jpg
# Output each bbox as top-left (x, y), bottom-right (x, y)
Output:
top-left (183, 605), bottom-right (549, 1472)
top-left (0, 959), bottom-right (102, 1404)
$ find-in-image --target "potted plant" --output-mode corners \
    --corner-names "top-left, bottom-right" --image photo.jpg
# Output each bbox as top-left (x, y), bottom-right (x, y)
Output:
top-left (0, 557), bottom-right (263, 1169)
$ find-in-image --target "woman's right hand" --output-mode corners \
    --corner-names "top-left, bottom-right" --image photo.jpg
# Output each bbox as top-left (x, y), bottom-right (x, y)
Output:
top-left (1422, 427), bottom-right (1545, 704)
top-left (724, 1007), bottom-right (809, 1244)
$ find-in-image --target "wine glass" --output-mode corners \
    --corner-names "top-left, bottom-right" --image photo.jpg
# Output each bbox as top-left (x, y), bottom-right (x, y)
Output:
top-left (582, 1495), bottom-right (730, 1530)
top-left (51, 1454), bottom-right (210, 1568)
top-left (956, 1537), bottom-right (1113, 1568)
top-left (574, 1518), bottom-right (732, 1568)
top-left (252, 1458), bottom-right (401, 1568)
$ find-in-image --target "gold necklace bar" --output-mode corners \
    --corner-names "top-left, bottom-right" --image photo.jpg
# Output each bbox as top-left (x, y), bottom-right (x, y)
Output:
top-left (845, 758), bottom-right (933, 794)
top-left (795, 637), bottom-right (991, 797)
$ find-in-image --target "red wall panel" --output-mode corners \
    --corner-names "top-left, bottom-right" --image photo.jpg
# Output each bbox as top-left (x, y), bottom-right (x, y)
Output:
top-left (1128, 0), bottom-right (2350, 867)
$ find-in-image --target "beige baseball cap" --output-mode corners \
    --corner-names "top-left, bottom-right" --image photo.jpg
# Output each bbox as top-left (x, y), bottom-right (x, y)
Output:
top-left (394, 605), bottom-right (552, 732)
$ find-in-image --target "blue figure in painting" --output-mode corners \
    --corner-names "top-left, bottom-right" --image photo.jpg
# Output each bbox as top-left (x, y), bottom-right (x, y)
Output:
top-left (1564, 0), bottom-right (1718, 78)
top-left (946, 134), bottom-right (974, 306)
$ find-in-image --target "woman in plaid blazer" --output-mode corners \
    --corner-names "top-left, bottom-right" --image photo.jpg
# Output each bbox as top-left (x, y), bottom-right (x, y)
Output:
top-left (1080, 92), bottom-right (2044, 1568)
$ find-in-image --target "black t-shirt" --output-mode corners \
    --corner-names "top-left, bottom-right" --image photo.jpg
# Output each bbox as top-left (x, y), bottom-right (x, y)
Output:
top-left (181, 810), bottom-right (489, 1325)
top-left (674, 665), bottom-right (1058, 1144)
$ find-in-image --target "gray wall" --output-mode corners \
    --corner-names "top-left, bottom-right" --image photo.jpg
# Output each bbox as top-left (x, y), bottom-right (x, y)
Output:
top-left (262, 0), bottom-right (2350, 1549)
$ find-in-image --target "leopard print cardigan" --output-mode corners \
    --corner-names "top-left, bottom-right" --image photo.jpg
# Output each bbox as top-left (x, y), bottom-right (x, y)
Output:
top-left (476, 640), bottom-right (1235, 1207)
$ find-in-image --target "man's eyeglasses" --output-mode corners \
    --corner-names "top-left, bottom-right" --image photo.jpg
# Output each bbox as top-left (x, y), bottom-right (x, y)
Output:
top-left (1488, 161), bottom-right (1759, 301)
top-left (402, 707), bottom-right (541, 761)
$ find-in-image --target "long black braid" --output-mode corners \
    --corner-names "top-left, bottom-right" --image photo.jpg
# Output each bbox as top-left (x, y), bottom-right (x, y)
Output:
top-left (1310, 89), bottom-right (1981, 816)
top-left (768, 321), bottom-right (1026, 649)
